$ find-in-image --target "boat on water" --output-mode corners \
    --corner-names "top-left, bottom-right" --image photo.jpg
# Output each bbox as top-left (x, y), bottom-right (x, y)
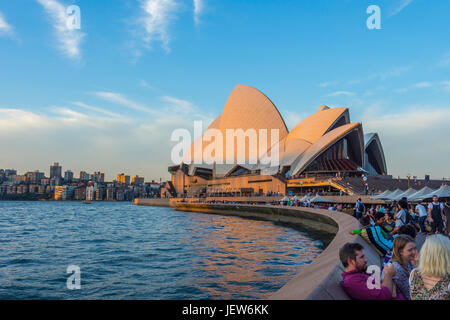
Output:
top-left (83, 200), bottom-right (92, 204)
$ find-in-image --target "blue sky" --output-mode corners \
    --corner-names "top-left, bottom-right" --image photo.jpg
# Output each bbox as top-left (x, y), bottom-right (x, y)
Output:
top-left (0, 0), bottom-right (449, 181)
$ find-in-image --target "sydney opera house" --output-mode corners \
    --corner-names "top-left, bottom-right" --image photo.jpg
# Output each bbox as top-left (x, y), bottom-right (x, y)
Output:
top-left (164, 85), bottom-right (388, 198)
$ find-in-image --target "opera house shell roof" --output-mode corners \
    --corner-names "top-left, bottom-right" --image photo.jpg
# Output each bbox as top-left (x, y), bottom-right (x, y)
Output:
top-left (177, 84), bottom-right (387, 178)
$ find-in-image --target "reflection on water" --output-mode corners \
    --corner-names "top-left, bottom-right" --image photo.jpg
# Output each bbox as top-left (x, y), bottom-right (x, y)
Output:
top-left (0, 201), bottom-right (325, 299)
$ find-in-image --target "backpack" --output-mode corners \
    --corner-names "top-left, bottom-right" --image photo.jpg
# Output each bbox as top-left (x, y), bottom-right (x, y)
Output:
top-left (400, 209), bottom-right (413, 225)
top-left (357, 202), bottom-right (364, 212)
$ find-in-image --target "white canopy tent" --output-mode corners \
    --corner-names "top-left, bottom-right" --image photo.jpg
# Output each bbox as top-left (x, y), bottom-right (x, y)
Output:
top-left (408, 186), bottom-right (435, 202)
top-left (371, 189), bottom-right (392, 200)
top-left (300, 195), bottom-right (310, 202)
top-left (310, 195), bottom-right (333, 203)
top-left (280, 196), bottom-right (290, 202)
top-left (291, 195), bottom-right (301, 201)
top-left (392, 188), bottom-right (419, 201)
top-left (420, 185), bottom-right (450, 201)
top-left (383, 189), bottom-right (405, 201)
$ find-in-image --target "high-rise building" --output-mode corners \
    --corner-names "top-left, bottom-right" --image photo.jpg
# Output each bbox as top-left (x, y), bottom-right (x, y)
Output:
top-left (64, 170), bottom-right (74, 182)
top-left (50, 162), bottom-right (62, 179)
top-left (131, 175), bottom-right (144, 185)
top-left (79, 171), bottom-right (90, 181)
top-left (117, 173), bottom-right (130, 185)
top-left (92, 171), bottom-right (105, 183)
top-left (5, 169), bottom-right (17, 177)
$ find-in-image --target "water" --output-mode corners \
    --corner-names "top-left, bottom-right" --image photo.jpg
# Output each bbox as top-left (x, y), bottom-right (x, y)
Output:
top-left (0, 201), bottom-right (325, 299)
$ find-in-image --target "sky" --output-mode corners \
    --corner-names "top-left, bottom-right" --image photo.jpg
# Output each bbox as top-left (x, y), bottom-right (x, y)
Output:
top-left (0, 0), bottom-right (449, 181)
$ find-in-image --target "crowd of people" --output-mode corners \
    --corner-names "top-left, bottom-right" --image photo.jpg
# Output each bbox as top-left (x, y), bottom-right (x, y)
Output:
top-left (340, 234), bottom-right (450, 300)
top-left (340, 195), bottom-right (450, 300)
top-left (353, 195), bottom-right (450, 237)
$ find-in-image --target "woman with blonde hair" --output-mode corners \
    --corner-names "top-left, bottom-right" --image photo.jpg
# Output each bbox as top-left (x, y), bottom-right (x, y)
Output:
top-left (409, 234), bottom-right (450, 300)
top-left (391, 234), bottom-right (417, 299)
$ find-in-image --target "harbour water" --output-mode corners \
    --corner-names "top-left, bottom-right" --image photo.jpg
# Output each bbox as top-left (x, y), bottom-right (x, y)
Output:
top-left (0, 201), bottom-right (325, 299)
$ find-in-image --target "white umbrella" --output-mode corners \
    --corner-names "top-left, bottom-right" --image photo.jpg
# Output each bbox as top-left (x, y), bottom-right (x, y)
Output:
top-left (408, 186), bottom-right (435, 202)
top-left (310, 195), bottom-right (333, 203)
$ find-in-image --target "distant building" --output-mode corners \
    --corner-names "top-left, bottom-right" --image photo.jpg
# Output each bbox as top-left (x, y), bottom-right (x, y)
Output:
top-left (54, 186), bottom-right (76, 200)
top-left (117, 173), bottom-right (130, 185)
top-left (132, 175), bottom-right (144, 185)
top-left (79, 171), bottom-right (90, 181)
top-left (92, 171), bottom-right (105, 183)
top-left (50, 162), bottom-right (62, 179)
top-left (12, 175), bottom-right (27, 184)
top-left (64, 170), bottom-right (74, 182)
top-left (5, 169), bottom-right (17, 177)
top-left (74, 186), bottom-right (86, 200)
top-left (95, 187), bottom-right (105, 200)
top-left (86, 185), bottom-right (96, 201)
top-left (25, 171), bottom-right (45, 184)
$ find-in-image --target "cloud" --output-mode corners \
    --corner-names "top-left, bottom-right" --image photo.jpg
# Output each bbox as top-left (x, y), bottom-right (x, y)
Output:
top-left (162, 95), bottom-right (195, 113)
top-left (394, 81), bottom-right (450, 93)
top-left (37, 0), bottom-right (85, 59)
top-left (0, 95), bottom-right (208, 180)
top-left (193, 0), bottom-right (204, 25)
top-left (369, 66), bottom-right (412, 81)
top-left (389, 0), bottom-right (414, 17)
top-left (94, 91), bottom-right (158, 115)
top-left (72, 101), bottom-right (123, 118)
top-left (139, 0), bottom-right (178, 52)
top-left (0, 11), bottom-right (13, 36)
top-left (325, 91), bottom-right (356, 97)
top-left (318, 81), bottom-right (339, 88)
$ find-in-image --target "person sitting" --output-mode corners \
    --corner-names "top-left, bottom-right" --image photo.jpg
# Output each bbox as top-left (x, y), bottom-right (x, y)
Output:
top-left (409, 234), bottom-right (450, 300)
top-left (383, 212), bottom-right (395, 232)
top-left (349, 216), bottom-right (393, 257)
top-left (340, 242), bottom-right (397, 300)
top-left (391, 235), bottom-right (417, 300)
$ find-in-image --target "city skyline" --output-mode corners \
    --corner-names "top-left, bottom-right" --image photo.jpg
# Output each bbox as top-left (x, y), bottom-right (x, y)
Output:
top-left (0, 0), bottom-right (449, 180)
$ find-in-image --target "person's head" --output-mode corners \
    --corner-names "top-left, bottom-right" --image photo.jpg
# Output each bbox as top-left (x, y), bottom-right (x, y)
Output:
top-left (418, 234), bottom-right (450, 278)
top-left (398, 199), bottom-right (408, 210)
top-left (360, 216), bottom-right (371, 227)
top-left (374, 211), bottom-right (385, 225)
top-left (384, 212), bottom-right (392, 221)
top-left (339, 242), bottom-right (367, 272)
top-left (398, 224), bottom-right (417, 240)
top-left (432, 195), bottom-right (439, 203)
top-left (392, 234), bottom-right (417, 266)
top-left (357, 198), bottom-right (361, 202)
